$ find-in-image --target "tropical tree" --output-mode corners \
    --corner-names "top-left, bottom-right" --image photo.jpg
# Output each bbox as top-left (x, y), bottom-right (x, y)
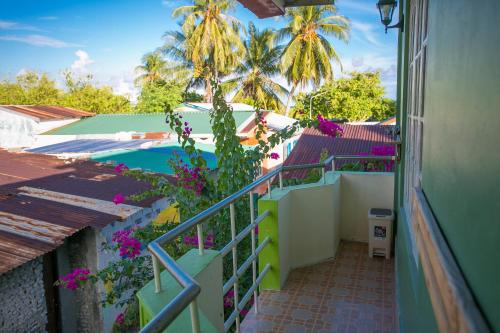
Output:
top-left (279, 5), bottom-right (350, 116)
top-left (172, 0), bottom-right (244, 102)
top-left (134, 52), bottom-right (168, 86)
top-left (224, 23), bottom-right (288, 112)
top-left (292, 71), bottom-right (396, 122)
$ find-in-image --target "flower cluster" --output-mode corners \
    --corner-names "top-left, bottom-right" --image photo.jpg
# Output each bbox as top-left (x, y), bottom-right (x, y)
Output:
top-left (113, 193), bottom-right (125, 205)
top-left (371, 145), bottom-right (395, 156)
top-left (183, 233), bottom-right (214, 248)
top-left (114, 163), bottom-right (128, 174)
top-left (115, 313), bottom-right (125, 326)
top-left (269, 152), bottom-right (280, 160)
top-left (224, 289), bottom-right (235, 308)
top-left (183, 121), bottom-right (193, 137)
top-left (317, 115), bottom-right (343, 137)
top-left (112, 229), bottom-right (142, 259)
top-left (175, 161), bottom-right (206, 195)
top-left (58, 267), bottom-right (91, 290)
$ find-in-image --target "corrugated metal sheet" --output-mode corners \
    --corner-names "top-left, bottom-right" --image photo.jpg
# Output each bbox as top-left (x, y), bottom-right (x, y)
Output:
top-left (0, 150), bottom-right (169, 274)
top-left (26, 139), bottom-right (156, 154)
top-left (1, 105), bottom-right (94, 121)
top-left (43, 112), bottom-right (253, 136)
top-left (283, 125), bottom-right (395, 179)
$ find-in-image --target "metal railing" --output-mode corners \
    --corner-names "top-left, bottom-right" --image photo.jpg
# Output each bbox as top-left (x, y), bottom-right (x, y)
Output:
top-left (140, 153), bottom-right (397, 333)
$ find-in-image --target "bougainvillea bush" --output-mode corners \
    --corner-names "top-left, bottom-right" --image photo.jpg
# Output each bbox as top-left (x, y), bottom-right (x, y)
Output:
top-left (339, 145), bottom-right (396, 172)
top-left (56, 81), bottom-right (344, 332)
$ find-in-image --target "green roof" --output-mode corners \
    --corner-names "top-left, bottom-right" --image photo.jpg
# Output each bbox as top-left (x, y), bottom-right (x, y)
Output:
top-left (44, 112), bottom-right (253, 135)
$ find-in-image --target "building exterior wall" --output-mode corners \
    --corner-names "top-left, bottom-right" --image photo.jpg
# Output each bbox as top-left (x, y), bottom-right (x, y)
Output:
top-left (0, 109), bottom-right (80, 148)
top-left (395, 0), bottom-right (499, 331)
top-left (0, 257), bottom-right (48, 332)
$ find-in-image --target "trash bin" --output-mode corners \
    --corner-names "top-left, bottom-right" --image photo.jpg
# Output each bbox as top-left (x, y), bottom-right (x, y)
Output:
top-left (368, 208), bottom-right (394, 259)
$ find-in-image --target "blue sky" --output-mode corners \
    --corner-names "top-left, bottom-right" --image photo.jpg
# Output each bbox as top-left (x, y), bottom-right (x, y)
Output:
top-left (0, 0), bottom-right (398, 100)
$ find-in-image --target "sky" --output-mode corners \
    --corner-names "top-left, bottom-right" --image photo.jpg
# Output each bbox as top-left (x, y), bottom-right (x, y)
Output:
top-left (0, 0), bottom-right (398, 101)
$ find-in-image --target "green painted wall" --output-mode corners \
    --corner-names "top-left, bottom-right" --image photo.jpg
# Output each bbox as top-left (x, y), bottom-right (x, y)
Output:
top-left (395, 0), bottom-right (500, 331)
top-left (419, 0), bottom-right (500, 330)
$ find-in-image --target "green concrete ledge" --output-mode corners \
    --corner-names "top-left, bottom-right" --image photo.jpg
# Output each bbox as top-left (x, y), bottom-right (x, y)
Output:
top-left (137, 249), bottom-right (220, 333)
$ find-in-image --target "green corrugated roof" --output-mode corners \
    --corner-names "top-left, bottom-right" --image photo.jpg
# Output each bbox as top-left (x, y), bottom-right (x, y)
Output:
top-left (44, 112), bottom-right (253, 135)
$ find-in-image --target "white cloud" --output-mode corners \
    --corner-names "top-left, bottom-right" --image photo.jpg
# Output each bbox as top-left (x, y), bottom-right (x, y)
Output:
top-left (71, 50), bottom-right (94, 73)
top-left (0, 20), bottom-right (39, 31)
top-left (0, 34), bottom-right (79, 47)
top-left (351, 20), bottom-right (380, 46)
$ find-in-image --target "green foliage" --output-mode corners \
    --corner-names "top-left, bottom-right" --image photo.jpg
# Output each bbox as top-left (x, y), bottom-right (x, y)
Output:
top-left (61, 72), bottom-right (132, 114)
top-left (172, 0), bottom-right (244, 102)
top-left (134, 52), bottom-right (169, 87)
top-left (183, 90), bottom-right (203, 102)
top-left (224, 22), bottom-right (287, 113)
top-left (0, 71), bottom-right (61, 105)
top-left (278, 5), bottom-right (350, 115)
top-left (135, 81), bottom-right (184, 114)
top-left (0, 70), bottom-right (131, 114)
top-left (293, 71), bottom-right (396, 122)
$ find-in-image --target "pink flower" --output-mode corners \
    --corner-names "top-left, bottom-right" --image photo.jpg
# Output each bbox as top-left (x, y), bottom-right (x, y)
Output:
top-left (116, 313), bottom-right (125, 325)
top-left (58, 267), bottom-right (91, 291)
top-left (241, 308), bottom-right (249, 316)
top-left (270, 152), bottom-right (279, 160)
top-left (119, 236), bottom-right (142, 259)
top-left (112, 229), bottom-right (132, 244)
top-left (317, 115), bottom-right (343, 137)
top-left (113, 193), bottom-right (125, 205)
top-left (114, 163), bottom-right (128, 174)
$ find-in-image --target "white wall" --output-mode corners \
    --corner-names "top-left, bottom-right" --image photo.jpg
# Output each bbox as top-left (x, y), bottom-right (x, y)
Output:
top-left (339, 172), bottom-right (394, 242)
top-left (0, 109), bottom-right (80, 148)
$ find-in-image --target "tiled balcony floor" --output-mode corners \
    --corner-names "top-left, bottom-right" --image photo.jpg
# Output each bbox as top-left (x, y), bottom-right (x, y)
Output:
top-left (241, 241), bottom-right (396, 333)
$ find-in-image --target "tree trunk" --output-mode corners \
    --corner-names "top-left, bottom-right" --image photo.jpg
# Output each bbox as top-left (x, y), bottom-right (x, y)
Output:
top-left (284, 84), bottom-right (297, 117)
top-left (204, 79), bottom-right (212, 103)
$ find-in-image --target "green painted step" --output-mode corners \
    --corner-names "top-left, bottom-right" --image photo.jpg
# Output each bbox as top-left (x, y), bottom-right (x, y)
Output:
top-left (137, 249), bottom-right (220, 333)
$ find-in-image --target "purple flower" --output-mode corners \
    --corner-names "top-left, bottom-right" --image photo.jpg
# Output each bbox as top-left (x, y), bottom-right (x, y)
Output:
top-left (317, 115), bottom-right (343, 137)
top-left (270, 152), bottom-right (280, 160)
top-left (114, 163), bottom-right (128, 174)
top-left (113, 193), bottom-right (125, 205)
top-left (119, 236), bottom-right (142, 259)
top-left (58, 267), bottom-right (91, 291)
top-left (116, 313), bottom-right (125, 325)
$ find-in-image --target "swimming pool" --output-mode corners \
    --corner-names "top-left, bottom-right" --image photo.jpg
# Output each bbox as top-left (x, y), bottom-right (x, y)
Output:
top-left (91, 143), bottom-right (218, 174)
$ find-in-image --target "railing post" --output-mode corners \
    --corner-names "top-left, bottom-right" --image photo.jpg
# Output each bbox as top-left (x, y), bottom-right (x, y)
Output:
top-left (331, 159), bottom-right (335, 172)
top-left (229, 203), bottom-right (240, 332)
top-left (189, 299), bottom-right (201, 333)
top-left (152, 254), bottom-right (162, 293)
top-left (322, 166), bottom-right (326, 184)
top-left (267, 180), bottom-right (271, 198)
top-left (196, 224), bottom-right (204, 256)
top-left (279, 171), bottom-right (283, 190)
top-left (249, 193), bottom-right (258, 314)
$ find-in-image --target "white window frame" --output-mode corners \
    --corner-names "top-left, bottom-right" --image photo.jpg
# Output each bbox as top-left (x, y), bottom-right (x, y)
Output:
top-left (403, 0), bottom-right (428, 263)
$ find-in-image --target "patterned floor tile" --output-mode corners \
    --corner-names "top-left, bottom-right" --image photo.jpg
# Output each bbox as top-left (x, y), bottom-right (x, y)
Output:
top-left (241, 241), bottom-right (396, 333)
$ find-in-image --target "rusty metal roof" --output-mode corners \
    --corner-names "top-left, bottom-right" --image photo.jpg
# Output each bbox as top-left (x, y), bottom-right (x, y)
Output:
top-left (0, 105), bottom-right (94, 121)
top-left (283, 124), bottom-right (395, 178)
top-left (0, 150), bottom-right (170, 274)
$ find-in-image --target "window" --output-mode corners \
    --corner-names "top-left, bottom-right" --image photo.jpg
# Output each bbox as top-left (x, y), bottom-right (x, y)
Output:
top-left (404, 0), bottom-right (428, 260)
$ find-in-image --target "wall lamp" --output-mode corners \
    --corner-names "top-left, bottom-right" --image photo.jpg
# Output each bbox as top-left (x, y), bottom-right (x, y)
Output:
top-left (377, 0), bottom-right (404, 33)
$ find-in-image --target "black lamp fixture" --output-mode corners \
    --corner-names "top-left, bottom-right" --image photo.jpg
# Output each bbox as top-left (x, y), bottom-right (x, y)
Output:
top-left (377, 0), bottom-right (404, 33)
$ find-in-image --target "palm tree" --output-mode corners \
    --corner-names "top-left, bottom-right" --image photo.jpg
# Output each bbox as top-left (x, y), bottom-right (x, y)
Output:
top-left (279, 5), bottom-right (350, 116)
top-left (172, 0), bottom-right (244, 102)
top-left (224, 23), bottom-right (288, 112)
top-left (161, 29), bottom-right (211, 96)
top-left (134, 52), bottom-right (168, 86)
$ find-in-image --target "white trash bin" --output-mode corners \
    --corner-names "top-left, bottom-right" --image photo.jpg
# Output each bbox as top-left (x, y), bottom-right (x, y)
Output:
top-left (368, 208), bottom-right (394, 259)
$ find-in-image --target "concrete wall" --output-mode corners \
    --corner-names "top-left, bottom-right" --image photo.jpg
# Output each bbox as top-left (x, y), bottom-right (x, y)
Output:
top-left (0, 257), bottom-right (48, 332)
top-left (259, 172), bottom-right (394, 290)
top-left (0, 110), bottom-right (79, 148)
top-left (339, 172), bottom-right (395, 243)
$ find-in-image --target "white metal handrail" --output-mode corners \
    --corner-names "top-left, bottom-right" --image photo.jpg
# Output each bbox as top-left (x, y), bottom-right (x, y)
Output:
top-left (140, 154), bottom-right (397, 333)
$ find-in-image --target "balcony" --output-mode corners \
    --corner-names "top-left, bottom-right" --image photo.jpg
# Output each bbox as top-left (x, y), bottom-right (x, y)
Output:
top-left (136, 156), bottom-right (396, 333)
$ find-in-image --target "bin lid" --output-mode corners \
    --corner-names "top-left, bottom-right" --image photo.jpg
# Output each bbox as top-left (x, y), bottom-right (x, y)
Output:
top-left (368, 208), bottom-right (394, 219)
